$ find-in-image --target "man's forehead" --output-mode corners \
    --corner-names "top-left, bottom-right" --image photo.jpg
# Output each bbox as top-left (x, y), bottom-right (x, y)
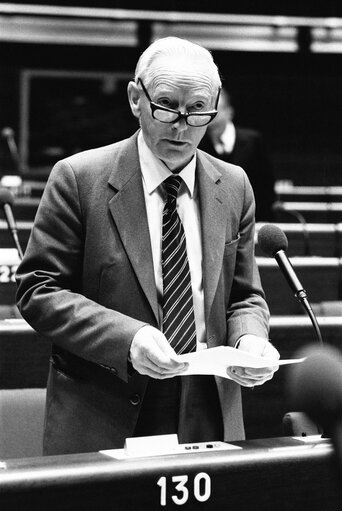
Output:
top-left (148, 54), bottom-right (216, 87)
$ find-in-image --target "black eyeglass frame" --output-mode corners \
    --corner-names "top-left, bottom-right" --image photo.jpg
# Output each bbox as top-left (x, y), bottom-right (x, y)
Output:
top-left (138, 78), bottom-right (221, 127)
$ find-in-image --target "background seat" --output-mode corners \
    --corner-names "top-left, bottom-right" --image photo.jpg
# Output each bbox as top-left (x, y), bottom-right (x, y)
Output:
top-left (282, 411), bottom-right (322, 437)
top-left (0, 388), bottom-right (46, 459)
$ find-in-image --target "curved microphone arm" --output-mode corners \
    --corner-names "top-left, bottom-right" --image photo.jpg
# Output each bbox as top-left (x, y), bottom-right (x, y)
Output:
top-left (300, 295), bottom-right (324, 346)
top-left (259, 223), bottom-right (324, 348)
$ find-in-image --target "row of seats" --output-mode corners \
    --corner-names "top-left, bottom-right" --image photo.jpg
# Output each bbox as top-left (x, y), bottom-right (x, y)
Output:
top-left (0, 181), bottom-right (339, 459)
top-left (274, 184), bottom-right (342, 223)
top-left (274, 202), bottom-right (342, 223)
top-left (255, 222), bottom-right (342, 257)
top-left (4, 181), bottom-right (342, 223)
top-left (257, 225), bottom-right (337, 436)
top-left (0, 174), bottom-right (47, 459)
top-left (1, 249), bottom-right (341, 315)
top-left (276, 184), bottom-right (342, 203)
top-left (0, 315), bottom-right (338, 459)
top-left (3, 220), bottom-right (342, 258)
top-left (2, 315), bottom-right (339, 390)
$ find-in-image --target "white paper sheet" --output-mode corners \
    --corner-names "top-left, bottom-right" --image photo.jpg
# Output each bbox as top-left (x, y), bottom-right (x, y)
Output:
top-left (177, 346), bottom-right (304, 379)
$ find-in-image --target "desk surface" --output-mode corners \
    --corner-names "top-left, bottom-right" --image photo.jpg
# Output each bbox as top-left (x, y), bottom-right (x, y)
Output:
top-left (0, 437), bottom-right (340, 510)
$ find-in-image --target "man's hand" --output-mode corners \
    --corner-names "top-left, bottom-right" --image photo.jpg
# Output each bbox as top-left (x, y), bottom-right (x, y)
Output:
top-left (130, 325), bottom-right (189, 379)
top-left (226, 334), bottom-right (280, 387)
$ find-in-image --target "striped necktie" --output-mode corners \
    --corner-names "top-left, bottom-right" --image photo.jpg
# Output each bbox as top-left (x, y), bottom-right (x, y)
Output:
top-left (162, 175), bottom-right (197, 354)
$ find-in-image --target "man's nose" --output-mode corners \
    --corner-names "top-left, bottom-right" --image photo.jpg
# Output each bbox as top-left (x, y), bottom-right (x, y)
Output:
top-left (171, 117), bottom-right (188, 132)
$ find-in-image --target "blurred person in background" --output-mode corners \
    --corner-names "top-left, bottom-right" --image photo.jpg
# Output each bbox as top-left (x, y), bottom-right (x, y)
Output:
top-left (201, 87), bottom-right (276, 221)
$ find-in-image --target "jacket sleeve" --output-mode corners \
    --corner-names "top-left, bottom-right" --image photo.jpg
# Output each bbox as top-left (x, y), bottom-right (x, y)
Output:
top-left (15, 160), bottom-right (147, 383)
top-left (225, 170), bottom-right (270, 345)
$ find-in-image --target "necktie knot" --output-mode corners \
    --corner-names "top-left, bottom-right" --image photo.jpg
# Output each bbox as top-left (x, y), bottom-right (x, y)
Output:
top-left (164, 175), bottom-right (182, 202)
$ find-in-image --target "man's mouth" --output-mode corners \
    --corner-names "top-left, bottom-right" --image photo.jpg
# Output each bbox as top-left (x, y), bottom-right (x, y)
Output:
top-left (165, 139), bottom-right (188, 146)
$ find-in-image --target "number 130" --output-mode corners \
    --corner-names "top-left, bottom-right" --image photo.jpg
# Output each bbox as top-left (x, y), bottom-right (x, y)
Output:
top-left (157, 472), bottom-right (211, 506)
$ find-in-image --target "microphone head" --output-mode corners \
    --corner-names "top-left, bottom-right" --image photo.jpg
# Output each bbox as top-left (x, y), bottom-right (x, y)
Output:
top-left (1, 127), bottom-right (14, 139)
top-left (271, 201), bottom-right (285, 212)
top-left (258, 224), bottom-right (288, 257)
top-left (287, 344), bottom-right (342, 431)
top-left (0, 187), bottom-right (14, 207)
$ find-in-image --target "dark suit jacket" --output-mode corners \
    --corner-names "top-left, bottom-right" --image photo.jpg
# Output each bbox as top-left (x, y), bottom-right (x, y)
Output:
top-left (200, 126), bottom-right (276, 221)
top-left (16, 131), bottom-right (269, 454)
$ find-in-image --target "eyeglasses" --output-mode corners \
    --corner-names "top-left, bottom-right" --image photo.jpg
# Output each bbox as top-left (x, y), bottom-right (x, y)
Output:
top-left (138, 79), bottom-right (220, 127)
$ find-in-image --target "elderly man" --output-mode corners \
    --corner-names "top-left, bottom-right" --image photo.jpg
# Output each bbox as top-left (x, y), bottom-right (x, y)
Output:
top-left (16, 37), bottom-right (279, 455)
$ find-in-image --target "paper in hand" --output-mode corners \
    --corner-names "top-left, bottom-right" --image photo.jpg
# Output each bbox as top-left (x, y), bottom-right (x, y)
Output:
top-left (177, 346), bottom-right (304, 379)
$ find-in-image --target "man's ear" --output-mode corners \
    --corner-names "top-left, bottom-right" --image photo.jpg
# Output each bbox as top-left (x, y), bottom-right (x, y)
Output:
top-left (127, 81), bottom-right (141, 119)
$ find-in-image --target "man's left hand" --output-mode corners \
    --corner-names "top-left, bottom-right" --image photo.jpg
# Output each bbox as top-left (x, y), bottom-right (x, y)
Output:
top-left (226, 335), bottom-right (280, 387)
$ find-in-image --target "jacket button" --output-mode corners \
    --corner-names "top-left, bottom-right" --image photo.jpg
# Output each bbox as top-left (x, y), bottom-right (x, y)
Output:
top-left (130, 394), bottom-right (140, 406)
top-left (110, 367), bottom-right (117, 375)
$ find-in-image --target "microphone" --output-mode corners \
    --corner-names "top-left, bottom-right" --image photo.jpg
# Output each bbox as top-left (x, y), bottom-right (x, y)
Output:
top-left (1, 127), bottom-right (22, 173)
top-left (287, 344), bottom-right (342, 476)
top-left (258, 224), bottom-right (307, 301)
top-left (0, 188), bottom-right (23, 260)
top-left (258, 224), bottom-right (323, 345)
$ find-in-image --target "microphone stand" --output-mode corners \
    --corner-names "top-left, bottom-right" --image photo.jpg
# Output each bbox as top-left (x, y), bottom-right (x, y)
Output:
top-left (299, 294), bottom-right (324, 346)
top-left (2, 202), bottom-right (24, 261)
top-left (1, 127), bottom-right (23, 175)
top-left (274, 250), bottom-right (324, 346)
top-left (12, 229), bottom-right (23, 261)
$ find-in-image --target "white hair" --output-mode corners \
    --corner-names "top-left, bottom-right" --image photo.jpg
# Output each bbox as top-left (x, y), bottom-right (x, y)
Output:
top-left (134, 36), bottom-right (221, 89)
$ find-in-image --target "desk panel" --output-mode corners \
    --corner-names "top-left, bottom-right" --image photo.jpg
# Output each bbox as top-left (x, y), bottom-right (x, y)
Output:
top-left (0, 437), bottom-right (340, 510)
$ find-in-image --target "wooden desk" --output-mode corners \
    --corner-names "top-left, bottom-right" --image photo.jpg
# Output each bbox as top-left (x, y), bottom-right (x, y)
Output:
top-left (0, 437), bottom-right (340, 510)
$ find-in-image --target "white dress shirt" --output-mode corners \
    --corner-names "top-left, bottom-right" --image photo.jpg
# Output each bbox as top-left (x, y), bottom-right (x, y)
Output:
top-left (137, 131), bottom-right (206, 349)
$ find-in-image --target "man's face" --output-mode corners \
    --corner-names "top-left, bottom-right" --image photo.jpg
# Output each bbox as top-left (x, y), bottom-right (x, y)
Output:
top-left (131, 55), bottom-right (218, 172)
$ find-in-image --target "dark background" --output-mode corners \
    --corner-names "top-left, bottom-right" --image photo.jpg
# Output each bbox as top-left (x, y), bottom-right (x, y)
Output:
top-left (6, 0), bottom-right (342, 16)
top-left (1, 1), bottom-right (342, 185)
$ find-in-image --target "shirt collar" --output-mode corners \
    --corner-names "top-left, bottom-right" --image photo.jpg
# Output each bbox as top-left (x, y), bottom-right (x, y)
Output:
top-left (138, 131), bottom-right (196, 198)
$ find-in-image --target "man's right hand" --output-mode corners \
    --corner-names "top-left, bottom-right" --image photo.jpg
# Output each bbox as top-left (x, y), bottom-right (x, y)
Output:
top-left (129, 325), bottom-right (188, 379)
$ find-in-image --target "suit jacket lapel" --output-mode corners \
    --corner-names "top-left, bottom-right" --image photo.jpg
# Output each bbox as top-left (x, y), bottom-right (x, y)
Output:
top-left (197, 151), bottom-right (230, 325)
top-left (107, 134), bottom-right (160, 326)
top-left (106, 138), bottom-right (231, 329)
